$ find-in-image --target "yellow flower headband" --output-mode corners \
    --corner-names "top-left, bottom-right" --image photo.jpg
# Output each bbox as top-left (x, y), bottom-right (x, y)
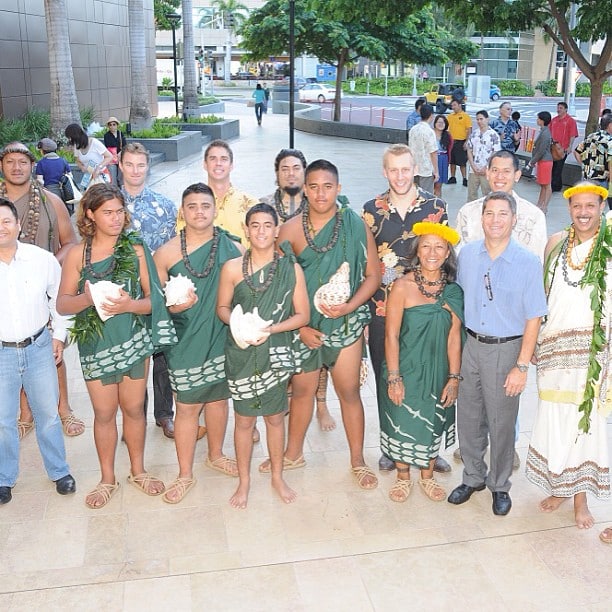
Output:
top-left (412, 222), bottom-right (460, 246)
top-left (563, 183), bottom-right (609, 200)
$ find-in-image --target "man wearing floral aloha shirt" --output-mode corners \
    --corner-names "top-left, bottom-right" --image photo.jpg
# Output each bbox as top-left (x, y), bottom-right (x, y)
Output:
top-left (362, 143), bottom-right (449, 472)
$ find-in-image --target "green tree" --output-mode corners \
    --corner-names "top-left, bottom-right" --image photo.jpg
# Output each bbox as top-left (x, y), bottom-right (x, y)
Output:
top-left (154, 0), bottom-right (181, 29)
top-left (240, 1), bottom-right (476, 121)
top-left (43, 0), bottom-right (81, 138)
top-left (439, 0), bottom-right (612, 135)
top-left (211, 0), bottom-right (249, 83)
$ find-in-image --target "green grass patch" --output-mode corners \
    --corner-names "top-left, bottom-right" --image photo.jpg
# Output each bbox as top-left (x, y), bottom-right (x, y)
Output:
top-left (157, 115), bottom-right (224, 124)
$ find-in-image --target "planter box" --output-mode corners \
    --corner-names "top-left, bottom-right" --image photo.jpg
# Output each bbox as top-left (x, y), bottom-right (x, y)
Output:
top-left (126, 131), bottom-right (202, 161)
top-left (162, 119), bottom-right (240, 141)
top-left (183, 102), bottom-right (226, 115)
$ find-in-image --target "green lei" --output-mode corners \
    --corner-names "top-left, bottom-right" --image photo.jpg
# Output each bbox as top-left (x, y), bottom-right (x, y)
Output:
top-left (69, 231), bottom-right (143, 345)
top-left (576, 215), bottom-right (612, 434)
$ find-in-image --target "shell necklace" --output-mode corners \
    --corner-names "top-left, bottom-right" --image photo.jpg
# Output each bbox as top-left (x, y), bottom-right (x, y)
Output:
top-left (84, 237), bottom-right (117, 279)
top-left (274, 189), bottom-right (306, 221)
top-left (242, 249), bottom-right (279, 293)
top-left (301, 204), bottom-right (341, 253)
top-left (180, 227), bottom-right (219, 278)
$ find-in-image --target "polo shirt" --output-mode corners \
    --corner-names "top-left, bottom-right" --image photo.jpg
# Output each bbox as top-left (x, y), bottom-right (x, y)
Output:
top-left (447, 111), bottom-right (472, 141)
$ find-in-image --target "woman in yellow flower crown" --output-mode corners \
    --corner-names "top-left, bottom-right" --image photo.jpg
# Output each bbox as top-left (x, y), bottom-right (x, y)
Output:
top-left (380, 221), bottom-right (464, 503)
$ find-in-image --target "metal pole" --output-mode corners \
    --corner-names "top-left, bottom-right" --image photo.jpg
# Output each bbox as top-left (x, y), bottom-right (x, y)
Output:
top-left (289, 0), bottom-right (295, 148)
top-left (412, 65), bottom-right (418, 96)
top-left (564, 3), bottom-right (577, 116)
top-left (171, 25), bottom-right (179, 117)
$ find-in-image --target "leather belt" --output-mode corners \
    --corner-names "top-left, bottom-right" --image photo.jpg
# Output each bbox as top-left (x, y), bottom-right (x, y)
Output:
top-left (466, 328), bottom-right (522, 345)
top-left (1, 327), bottom-right (45, 349)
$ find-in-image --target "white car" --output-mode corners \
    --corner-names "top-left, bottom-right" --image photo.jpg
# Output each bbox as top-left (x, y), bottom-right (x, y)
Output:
top-left (298, 83), bottom-right (339, 103)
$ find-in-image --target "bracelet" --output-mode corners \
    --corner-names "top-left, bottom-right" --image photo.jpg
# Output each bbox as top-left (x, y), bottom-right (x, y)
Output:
top-left (387, 370), bottom-right (400, 376)
top-left (387, 376), bottom-right (403, 385)
top-left (448, 373), bottom-right (463, 381)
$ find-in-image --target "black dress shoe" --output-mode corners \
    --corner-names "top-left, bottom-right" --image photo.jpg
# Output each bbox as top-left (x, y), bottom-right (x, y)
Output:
top-left (448, 483), bottom-right (486, 505)
top-left (378, 454), bottom-right (396, 471)
top-left (156, 417), bottom-right (175, 439)
top-left (55, 474), bottom-right (76, 495)
top-left (447, 177), bottom-right (457, 184)
top-left (0, 486), bottom-right (12, 504)
top-left (433, 456), bottom-right (452, 473)
top-left (462, 178), bottom-right (468, 187)
top-left (492, 491), bottom-right (512, 515)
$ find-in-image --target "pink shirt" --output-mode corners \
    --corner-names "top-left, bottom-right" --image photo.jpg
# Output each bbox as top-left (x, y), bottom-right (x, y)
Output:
top-left (549, 114), bottom-right (578, 150)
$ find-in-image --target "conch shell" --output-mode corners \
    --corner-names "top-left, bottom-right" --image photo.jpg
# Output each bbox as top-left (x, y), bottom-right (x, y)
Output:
top-left (314, 262), bottom-right (351, 316)
top-left (229, 305), bottom-right (273, 349)
top-left (164, 273), bottom-right (196, 306)
top-left (88, 280), bottom-right (124, 321)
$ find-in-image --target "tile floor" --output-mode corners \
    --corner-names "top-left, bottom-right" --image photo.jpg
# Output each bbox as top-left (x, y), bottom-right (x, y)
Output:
top-left (2, 101), bottom-right (610, 611)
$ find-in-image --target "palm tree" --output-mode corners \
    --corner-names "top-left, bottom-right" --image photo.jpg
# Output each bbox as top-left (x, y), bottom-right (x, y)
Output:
top-left (211, 0), bottom-right (248, 83)
top-left (128, 0), bottom-right (153, 130)
top-left (43, 0), bottom-right (80, 138)
top-left (182, 0), bottom-right (200, 115)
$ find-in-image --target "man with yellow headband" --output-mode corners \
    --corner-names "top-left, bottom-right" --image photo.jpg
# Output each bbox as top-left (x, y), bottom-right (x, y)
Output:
top-left (526, 181), bottom-right (611, 531)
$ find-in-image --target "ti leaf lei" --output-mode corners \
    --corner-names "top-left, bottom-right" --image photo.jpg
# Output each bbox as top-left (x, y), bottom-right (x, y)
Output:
top-left (69, 232), bottom-right (142, 345)
top-left (576, 215), bottom-right (612, 434)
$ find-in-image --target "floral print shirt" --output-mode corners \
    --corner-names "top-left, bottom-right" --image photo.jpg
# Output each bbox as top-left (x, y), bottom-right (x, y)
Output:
top-left (575, 129), bottom-right (612, 181)
top-left (122, 187), bottom-right (177, 253)
top-left (362, 188), bottom-right (447, 317)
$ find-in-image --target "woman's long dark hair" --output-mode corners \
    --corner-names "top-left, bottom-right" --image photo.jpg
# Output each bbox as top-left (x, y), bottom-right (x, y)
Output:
top-left (434, 115), bottom-right (451, 149)
top-left (65, 123), bottom-right (89, 150)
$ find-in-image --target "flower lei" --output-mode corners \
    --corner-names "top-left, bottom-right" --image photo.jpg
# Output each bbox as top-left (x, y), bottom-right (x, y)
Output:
top-left (576, 215), bottom-right (612, 434)
top-left (70, 231), bottom-right (142, 345)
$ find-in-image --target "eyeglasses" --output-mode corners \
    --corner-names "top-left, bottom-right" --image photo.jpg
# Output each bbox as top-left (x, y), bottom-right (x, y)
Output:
top-left (484, 271), bottom-right (493, 301)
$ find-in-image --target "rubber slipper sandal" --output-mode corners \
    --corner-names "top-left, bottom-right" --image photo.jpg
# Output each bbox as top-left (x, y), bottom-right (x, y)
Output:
top-left (600, 527), bottom-right (612, 544)
top-left (127, 472), bottom-right (165, 496)
top-left (162, 477), bottom-right (196, 504)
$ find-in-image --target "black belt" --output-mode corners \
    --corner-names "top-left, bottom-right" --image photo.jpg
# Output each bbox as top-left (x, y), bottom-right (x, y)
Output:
top-left (1, 327), bottom-right (45, 349)
top-left (466, 328), bottom-right (522, 345)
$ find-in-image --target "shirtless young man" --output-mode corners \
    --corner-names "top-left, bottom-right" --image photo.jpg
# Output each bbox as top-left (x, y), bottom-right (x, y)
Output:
top-left (270, 159), bottom-right (381, 490)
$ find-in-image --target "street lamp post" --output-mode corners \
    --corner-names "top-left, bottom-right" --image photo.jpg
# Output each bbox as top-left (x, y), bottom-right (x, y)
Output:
top-left (289, 0), bottom-right (295, 148)
top-left (166, 12), bottom-right (181, 117)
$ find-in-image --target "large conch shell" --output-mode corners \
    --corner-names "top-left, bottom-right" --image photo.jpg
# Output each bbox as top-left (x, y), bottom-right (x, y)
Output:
top-left (164, 273), bottom-right (196, 306)
top-left (229, 305), bottom-right (273, 349)
top-left (314, 262), bottom-right (350, 316)
top-left (88, 280), bottom-right (124, 322)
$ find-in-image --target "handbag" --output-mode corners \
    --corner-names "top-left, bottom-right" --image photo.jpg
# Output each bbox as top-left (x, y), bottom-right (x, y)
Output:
top-left (59, 173), bottom-right (82, 203)
top-left (551, 140), bottom-right (565, 161)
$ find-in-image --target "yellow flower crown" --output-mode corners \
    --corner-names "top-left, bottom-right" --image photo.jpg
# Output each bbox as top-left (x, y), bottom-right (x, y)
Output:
top-left (412, 221), bottom-right (460, 246)
top-left (563, 183), bottom-right (609, 200)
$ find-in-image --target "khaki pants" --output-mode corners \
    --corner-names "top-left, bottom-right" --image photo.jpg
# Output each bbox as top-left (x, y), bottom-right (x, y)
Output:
top-left (467, 172), bottom-right (491, 202)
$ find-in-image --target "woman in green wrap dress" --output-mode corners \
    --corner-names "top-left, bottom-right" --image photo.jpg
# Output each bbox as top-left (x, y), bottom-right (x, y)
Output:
top-left (58, 184), bottom-right (176, 509)
top-left (381, 222), bottom-right (464, 503)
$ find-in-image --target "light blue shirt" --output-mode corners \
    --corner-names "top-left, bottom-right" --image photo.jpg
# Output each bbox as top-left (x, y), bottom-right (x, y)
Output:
top-left (122, 187), bottom-right (177, 253)
top-left (457, 239), bottom-right (547, 337)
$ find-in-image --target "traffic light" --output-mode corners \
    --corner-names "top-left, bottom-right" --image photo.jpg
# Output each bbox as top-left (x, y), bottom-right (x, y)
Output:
top-left (198, 47), bottom-right (204, 62)
top-left (225, 11), bottom-right (235, 29)
top-left (556, 49), bottom-right (567, 67)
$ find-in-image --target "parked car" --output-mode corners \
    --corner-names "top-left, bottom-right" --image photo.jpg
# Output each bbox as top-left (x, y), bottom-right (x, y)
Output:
top-left (299, 83), bottom-right (338, 103)
top-left (490, 84), bottom-right (501, 101)
top-left (278, 77), bottom-right (307, 89)
top-left (424, 83), bottom-right (466, 113)
top-left (234, 71), bottom-right (254, 80)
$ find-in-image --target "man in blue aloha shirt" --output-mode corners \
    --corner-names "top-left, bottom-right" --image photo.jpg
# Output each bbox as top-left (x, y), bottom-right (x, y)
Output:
top-left (119, 142), bottom-right (178, 438)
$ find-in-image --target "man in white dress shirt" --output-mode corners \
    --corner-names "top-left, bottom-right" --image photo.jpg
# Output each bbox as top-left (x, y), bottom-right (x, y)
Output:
top-left (0, 198), bottom-right (75, 505)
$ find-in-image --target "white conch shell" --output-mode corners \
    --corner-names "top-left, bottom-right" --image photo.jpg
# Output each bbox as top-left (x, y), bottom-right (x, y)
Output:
top-left (314, 262), bottom-right (351, 316)
top-left (164, 273), bottom-right (196, 306)
top-left (88, 280), bottom-right (124, 322)
top-left (229, 305), bottom-right (273, 349)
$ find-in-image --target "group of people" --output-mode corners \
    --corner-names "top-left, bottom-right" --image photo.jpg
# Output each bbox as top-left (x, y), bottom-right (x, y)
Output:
top-left (0, 132), bottom-right (610, 544)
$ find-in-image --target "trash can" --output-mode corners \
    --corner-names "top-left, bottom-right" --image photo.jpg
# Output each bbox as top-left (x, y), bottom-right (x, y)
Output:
top-left (272, 83), bottom-right (299, 114)
top-left (349, 80), bottom-right (355, 92)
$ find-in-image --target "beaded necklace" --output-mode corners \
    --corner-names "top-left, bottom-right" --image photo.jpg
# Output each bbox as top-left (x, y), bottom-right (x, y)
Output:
top-left (565, 225), bottom-right (597, 271)
top-left (301, 203), bottom-right (342, 253)
top-left (274, 189), bottom-right (306, 222)
top-left (414, 266), bottom-right (447, 299)
top-left (84, 237), bottom-right (117, 279)
top-left (241, 249), bottom-right (279, 293)
top-left (180, 227), bottom-right (219, 278)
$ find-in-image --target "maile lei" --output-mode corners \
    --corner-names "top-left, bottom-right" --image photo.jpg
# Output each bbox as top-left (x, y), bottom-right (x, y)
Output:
top-left (576, 216), bottom-right (612, 434)
top-left (69, 232), bottom-right (142, 345)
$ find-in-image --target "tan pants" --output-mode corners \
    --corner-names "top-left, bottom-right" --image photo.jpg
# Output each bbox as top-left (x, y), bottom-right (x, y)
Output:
top-left (467, 172), bottom-right (491, 202)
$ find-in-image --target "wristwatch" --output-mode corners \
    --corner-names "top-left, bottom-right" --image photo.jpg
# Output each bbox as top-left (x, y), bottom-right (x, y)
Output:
top-left (516, 362), bottom-right (529, 373)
